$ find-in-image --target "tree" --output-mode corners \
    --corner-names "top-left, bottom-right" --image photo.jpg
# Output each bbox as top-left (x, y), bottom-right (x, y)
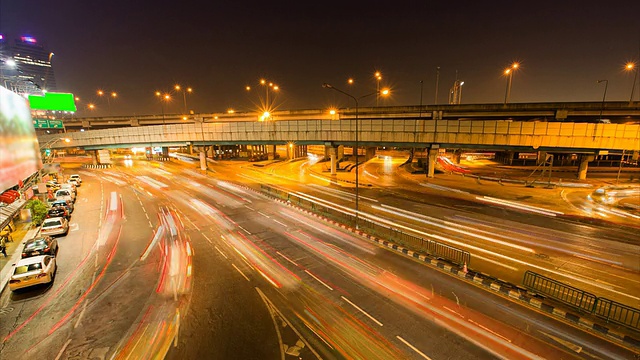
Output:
top-left (25, 199), bottom-right (48, 226)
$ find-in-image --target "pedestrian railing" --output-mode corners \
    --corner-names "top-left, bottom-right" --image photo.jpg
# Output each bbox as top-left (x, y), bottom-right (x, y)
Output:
top-left (524, 271), bottom-right (640, 331)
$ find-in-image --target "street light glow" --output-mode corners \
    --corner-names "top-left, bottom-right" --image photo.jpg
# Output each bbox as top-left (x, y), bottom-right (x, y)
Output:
top-left (246, 86), bottom-right (251, 91)
top-left (625, 62), bottom-right (635, 70)
top-left (63, 138), bottom-right (71, 143)
top-left (5, 58), bottom-right (16, 67)
top-left (381, 88), bottom-right (391, 96)
top-left (227, 109), bottom-right (235, 114)
top-left (512, 62), bottom-right (519, 69)
top-left (260, 79), bottom-right (266, 85)
top-left (175, 85), bottom-right (181, 90)
top-left (273, 85), bottom-right (279, 91)
top-left (88, 103), bottom-right (95, 109)
top-left (155, 91), bottom-right (161, 96)
top-left (97, 90), bottom-right (104, 96)
top-left (329, 109), bottom-right (336, 115)
top-left (111, 92), bottom-right (117, 98)
top-left (164, 94), bottom-right (170, 100)
top-left (347, 78), bottom-right (354, 85)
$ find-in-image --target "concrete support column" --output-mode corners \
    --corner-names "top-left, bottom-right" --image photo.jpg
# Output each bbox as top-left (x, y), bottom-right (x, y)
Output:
top-left (188, 144), bottom-right (194, 155)
top-left (199, 150), bottom-right (207, 171)
top-left (537, 151), bottom-right (548, 165)
top-left (161, 147), bottom-right (169, 157)
top-left (365, 147), bottom-right (376, 161)
top-left (452, 149), bottom-right (462, 164)
top-left (427, 148), bottom-right (438, 178)
top-left (91, 150), bottom-right (98, 165)
top-left (329, 147), bottom-right (338, 175)
top-left (268, 145), bottom-right (276, 160)
top-left (577, 155), bottom-right (595, 180)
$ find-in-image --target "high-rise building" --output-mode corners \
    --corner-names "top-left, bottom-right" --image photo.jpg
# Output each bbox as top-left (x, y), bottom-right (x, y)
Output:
top-left (0, 34), bottom-right (56, 95)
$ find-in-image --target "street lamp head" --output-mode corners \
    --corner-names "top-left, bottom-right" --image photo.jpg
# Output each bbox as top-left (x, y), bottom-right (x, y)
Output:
top-left (322, 83), bottom-right (333, 89)
top-left (374, 71), bottom-right (381, 78)
top-left (460, 81), bottom-right (465, 86)
top-left (155, 91), bottom-right (161, 96)
top-left (164, 94), bottom-right (170, 100)
top-left (175, 85), bottom-right (181, 90)
top-left (512, 62), bottom-right (519, 69)
top-left (260, 79), bottom-right (266, 85)
top-left (187, 87), bottom-right (192, 93)
top-left (111, 92), bottom-right (117, 98)
top-left (380, 88), bottom-right (391, 96)
top-left (88, 103), bottom-right (95, 110)
top-left (329, 109), bottom-right (337, 115)
top-left (246, 86), bottom-right (251, 91)
top-left (347, 78), bottom-right (354, 85)
top-left (97, 90), bottom-right (104, 96)
top-left (597, 79), bottom-right (607, 84)
top-left (74, 97), bottom-right (80, 101)
top-left (273, 85), bottom-right (279, 91)
top-left (63, 138), bottom-right (71, 143)
top-left (504, 68), bottom-right (511, 75)
top-left (625, 62), bottom-right (635, 70)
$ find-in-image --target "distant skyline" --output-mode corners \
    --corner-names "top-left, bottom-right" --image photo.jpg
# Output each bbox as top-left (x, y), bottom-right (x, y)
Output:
top-left (1, 0), bottom-right (639, 116)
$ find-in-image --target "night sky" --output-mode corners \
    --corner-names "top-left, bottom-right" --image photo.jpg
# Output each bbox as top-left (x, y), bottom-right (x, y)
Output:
top-left (2, 0), bottom-right (639, 116)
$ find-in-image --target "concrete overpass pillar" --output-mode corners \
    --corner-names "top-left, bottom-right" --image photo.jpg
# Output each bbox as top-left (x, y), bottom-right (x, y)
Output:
top-left (452, 149), bottom-right (462, 164)
top-left (537, 151), bottom-right (548, 165)
top-left (577, 155), bottom-right (595, 180)
top-left (365, 147), bottom-right (376, 161)
top-left (427, 148), bottom-right (438, 178)
top-left (267, 145), bottom-right (276, 160)
top-left (91, 150), bottom-right (98, 165)
top-left (328, 147), bottom-right (338, 175)
top-left (188, 144), bottom-right (194, 155)
top-left (161, 147), bottom-right (169, 158)
top-left (199, 150), bottom-right (207, 171)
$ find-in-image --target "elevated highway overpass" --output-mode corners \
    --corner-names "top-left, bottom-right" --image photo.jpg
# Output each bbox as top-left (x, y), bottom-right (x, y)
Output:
top-left (40, 115), bottom-right (639, 179)
top-left (52, 101), bottom-right (640, 131)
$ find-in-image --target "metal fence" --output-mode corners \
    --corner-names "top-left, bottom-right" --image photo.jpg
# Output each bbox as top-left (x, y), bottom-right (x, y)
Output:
top-left (523, 271), bottom-right (640, 331)
top-left (260, 184), bottom-right (470, 266)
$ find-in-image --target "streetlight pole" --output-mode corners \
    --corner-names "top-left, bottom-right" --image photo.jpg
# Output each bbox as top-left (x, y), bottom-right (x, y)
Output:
top-left (175, 85), bottom-right (193, 113)
top-left (597, 79), bottom-right (608, 121)
top-left (322, 84), bottom-right (390, 230)
top-left (626, 62), bottom-right (637, 103)
top-left (434, 66), bottom-right (440, 104)
top-left (503, 62), bottom-right (519, 104)
top-left (374, 72), bottom-right (382, 106)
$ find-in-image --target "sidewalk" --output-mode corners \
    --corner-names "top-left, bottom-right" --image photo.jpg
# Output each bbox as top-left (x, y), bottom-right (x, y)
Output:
top-left (0, 221), bottom-right (38, 293)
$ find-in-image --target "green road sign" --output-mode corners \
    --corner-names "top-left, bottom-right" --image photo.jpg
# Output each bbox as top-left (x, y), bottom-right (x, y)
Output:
top-left (33, 118), bottom-right (64, 129)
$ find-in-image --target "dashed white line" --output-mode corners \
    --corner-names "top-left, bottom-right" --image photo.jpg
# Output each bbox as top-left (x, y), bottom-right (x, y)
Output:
top-left (148, 221), bottom-right (153, 228)
top-left (305, 270), bottom-right (333, 291)
top-left (443, 306), bottom-right (464, 318)
top-left (340, 296), bottom-right (383, 326)
top-left (54, 338), bottom-right (73, 360)
top-left (203, 234), bottom-right (212, 244)
top-left (244, 205), bottom-right (255, 211)
top-left (258, 211), bottom-right (270, 218)
top-left (238, 225), bottom-right (251, 235)
top-left (232, 264), bottom-right (250, 281)
top-left (273, 219), bottom-right (287, 227)
top-left (396, 336), bottom-right (433, 360)
top-left (468, 319), bottom-right (512, 343)
top-left (214, 246), bottom-right (228, 258)
top-left (276, 251), bottom-right (299, 267)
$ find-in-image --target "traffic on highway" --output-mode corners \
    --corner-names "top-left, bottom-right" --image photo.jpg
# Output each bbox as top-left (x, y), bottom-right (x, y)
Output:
top-left (1, 151), bottom-right (637, 360)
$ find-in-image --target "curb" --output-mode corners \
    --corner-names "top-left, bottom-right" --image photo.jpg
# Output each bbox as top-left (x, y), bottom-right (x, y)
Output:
top-left (0, 228), bottom-right (39, 294)
top-left (237, 183), bottom-right (640, 349)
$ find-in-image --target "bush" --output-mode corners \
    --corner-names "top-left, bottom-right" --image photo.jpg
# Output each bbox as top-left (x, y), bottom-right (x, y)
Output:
top-left (25, 199), bottom-right (48, 226)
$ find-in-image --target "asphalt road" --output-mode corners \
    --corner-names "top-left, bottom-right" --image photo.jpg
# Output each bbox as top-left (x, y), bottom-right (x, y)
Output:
top-left (1, 156), bottom-right (637, 359)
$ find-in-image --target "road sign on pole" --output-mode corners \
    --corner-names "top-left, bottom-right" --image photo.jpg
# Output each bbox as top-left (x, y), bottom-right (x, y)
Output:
top-left (33, 118), bottom-right (64, 129)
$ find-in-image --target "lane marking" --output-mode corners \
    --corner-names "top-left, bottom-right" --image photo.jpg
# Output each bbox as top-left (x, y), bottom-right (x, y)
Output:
top-left (273, 219), bottom-right (288, 227)
top-left (305, 270), bottom-right (333, 291)
top-left (238, 225), bottom-right (252, 235)
top-left (232, 264), bottom-right (250, 281)
top-left (443, 306), bottom-right (464, 318)
top-left (54, 338), bottom-right (73, 360)
top-left (244, 205), bottom-right (255, 211)
top-left (468, 319), bottom-right (512, 343)
top-left (340, 296), bottom-right (383, 326)
top-left (148, 221), bottom-right (153, 228)
top-left (396, 336), bottom-right (433, 360)
top-left (276, 251), bottom-right (299, 267)
top-left (258, 211), bottom-right (270, 219)
top-left (203, 234), bottom-right (212, 244)
top-left (214, 246), bottom-right (228, 259)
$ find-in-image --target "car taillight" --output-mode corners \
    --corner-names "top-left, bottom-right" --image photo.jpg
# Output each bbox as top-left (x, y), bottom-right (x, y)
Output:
top-left (44, 247), bottom-right (50, 252)
top-left (21, 253), bottom-right (27, 257)
top-left (36, 273), bottom-right (47, 278)
top-left (9, 279), bottom-right (20, 284)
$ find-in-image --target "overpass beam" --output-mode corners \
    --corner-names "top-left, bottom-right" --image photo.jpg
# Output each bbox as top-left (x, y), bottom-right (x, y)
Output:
top-left (577, 155), bottom-right (595, 180)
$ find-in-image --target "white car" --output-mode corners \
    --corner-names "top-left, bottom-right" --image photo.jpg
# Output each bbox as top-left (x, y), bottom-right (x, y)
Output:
top-left (68, 178), bottom-right (80, 187)
top-left (55, 189), bottom-right (75, 203)
top-left (59, 183), bottom-right (77, 197)
top-left (40, 217), bottom-right (69, 236)
top-left (9, 255), bottom-right (57, 291)
top-left (69, 174), bottom-right (82, 185)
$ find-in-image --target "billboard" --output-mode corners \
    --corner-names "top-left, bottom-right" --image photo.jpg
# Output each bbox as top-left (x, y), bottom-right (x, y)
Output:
top-left (28, 92), bottom-right (77, 112)
top-left (0, 86), bottom-right (41, 192)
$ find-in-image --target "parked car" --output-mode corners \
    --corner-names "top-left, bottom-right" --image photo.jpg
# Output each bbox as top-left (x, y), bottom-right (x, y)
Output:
top-left (40, 217), bottom-right (69, 236)
top-left (54, 189), bottom-right (75, 203)
top-left (47, 206), bottom-right (69, 220)
top-left (68, 178), bottom-right (80, 187)
top-left (59, 183), bottom-right (77, 198)
top-left (50, 199), bottom-right (74, 213)
top-left (22, 236), bottom-right (58, 258)
top-left (69, 174), bottom-right (82, 185)
top-left (9, 255), bottom-right (57, 291)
